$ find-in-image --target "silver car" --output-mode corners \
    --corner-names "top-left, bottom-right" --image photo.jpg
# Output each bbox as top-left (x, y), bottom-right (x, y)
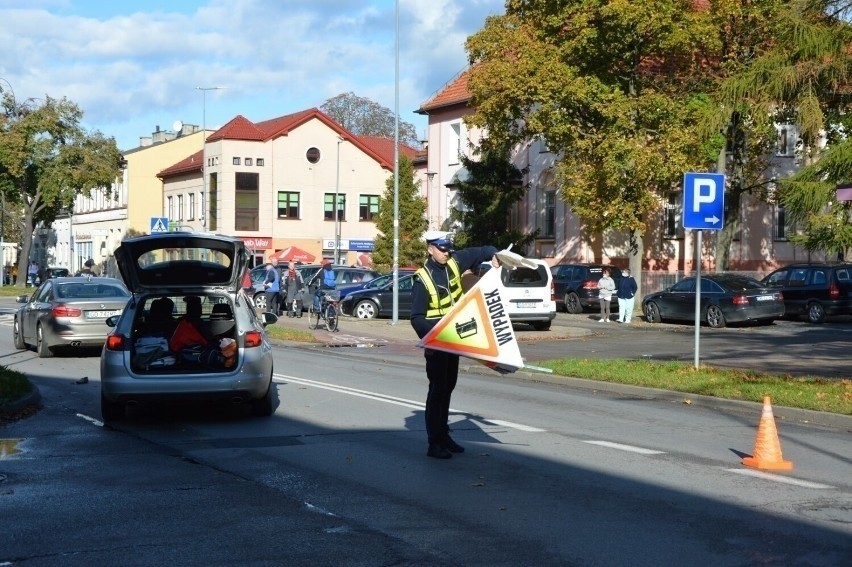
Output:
top-left (13, 276), bottom-right (131, 358)
top-left (100, 232), bottom-right (278, 423)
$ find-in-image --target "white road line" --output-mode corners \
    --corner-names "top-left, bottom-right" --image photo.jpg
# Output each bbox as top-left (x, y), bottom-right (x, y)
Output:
top-left (76, 413), bottom-right (104, 427)
top-left (726, 468), bottom-right (834, 489)
top-left (276, 374), bottom-right (547, 432)
top-left (582, 440), bottom-right (666, 455)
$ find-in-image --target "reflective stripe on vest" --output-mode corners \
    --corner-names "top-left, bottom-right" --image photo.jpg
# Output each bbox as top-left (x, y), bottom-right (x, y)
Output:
top-left (416, 258), bottom-right (463, 320)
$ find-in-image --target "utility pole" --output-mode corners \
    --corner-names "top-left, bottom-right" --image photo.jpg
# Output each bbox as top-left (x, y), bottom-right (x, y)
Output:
top-left (196, 86), bottom-right (225, 232)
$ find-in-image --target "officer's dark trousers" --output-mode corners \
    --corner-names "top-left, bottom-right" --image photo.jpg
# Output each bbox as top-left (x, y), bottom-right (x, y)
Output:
top-left (424, 349), bottom-right (459, 443)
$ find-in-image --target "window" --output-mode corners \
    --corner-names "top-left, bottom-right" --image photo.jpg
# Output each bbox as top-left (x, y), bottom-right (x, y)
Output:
top-left (245, 158), bottom-right (252, 166)
top-left (447, 122), bottom-right (462, 165)
top-left (277, 191), bottom-right (300, 219)
top-left (306, 147), bottom-right (321, 164)
top-left (176, 194), bottom-right (184, 221)
top-left (325, 193), bottom-right (345, 221)
top-left (775, 205), bottom-right (789, 240)
top-left (664, 192), bottom-right (683, 238)
top-left (359, 195), bottom-right (379, 221)
top-left (188, 193), bottom-right (195, 220)
top-left (776, 124), bottom-right (796, 157)
top-left (167, 196), bottom-right (173, 220)
top-left (542, 191), bottom-right (555, 237)
top-left (233, 157), bottom-right (241, 165)
top-left (256, 158), bottom-right (264, 167)
top-left (235, 172), bottom-right (259, 231)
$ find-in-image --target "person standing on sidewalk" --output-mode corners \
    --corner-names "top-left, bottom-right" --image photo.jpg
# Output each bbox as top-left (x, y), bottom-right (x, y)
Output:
top-left (283, 265), bottom-right (304, 317)
top-left (616, 268), bottom-right (638, 324)
top-left (598, 268), bottom-right (615, 323)
top-left (410, 231), bottom-right (499, 460)
top-left (262, 260), bottom-right (281, 316)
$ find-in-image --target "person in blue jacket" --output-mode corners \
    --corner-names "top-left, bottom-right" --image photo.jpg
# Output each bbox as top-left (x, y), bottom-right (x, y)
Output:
top-left (410, 231), bottom-right (500, 459)
top-left (262, 260), bottom-right (281, 315)
top-left (616, 267), bottom-right (638, 324)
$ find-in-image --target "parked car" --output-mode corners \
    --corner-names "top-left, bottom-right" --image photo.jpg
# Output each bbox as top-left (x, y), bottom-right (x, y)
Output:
top-left (497, 259), bottom-right (556, 331)
top-left (551, 263), bottom-right (623, 313)
top-left (100, 232), bottom-right (278, 423)
top-left (13, 276), bottom-right (131, 358)
top-left (336, 269), bottom-right (416, 301)
top-left (298, 264), bottom-right (379, 308)
top-left (760, 262), bottom-right (852, 324)
top-left (642, 274), bottom-right (785, 328)
top-left (340, 273), bottom-right (417, 319)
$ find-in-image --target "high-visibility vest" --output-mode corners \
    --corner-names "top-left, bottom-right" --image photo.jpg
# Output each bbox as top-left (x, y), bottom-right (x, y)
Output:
top-left (416, 258), bottom-right (462, 319)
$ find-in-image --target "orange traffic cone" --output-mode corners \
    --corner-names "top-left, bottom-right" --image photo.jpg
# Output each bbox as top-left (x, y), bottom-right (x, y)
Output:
top-left (742, 396), bottom-right (793, 471)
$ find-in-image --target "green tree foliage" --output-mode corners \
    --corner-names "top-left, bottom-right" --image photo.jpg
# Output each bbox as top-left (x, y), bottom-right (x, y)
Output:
top-left (717, 1), bottom-right (852, 259)
top-left (450, 147), bottom-right (533, 252)
top-left (371, 155), bottom-right (428, 270)
top-left (465, 0), bottom-right (721, 279)
top-left (321, 92), bottom-right (421, 148)
top-left (0, 93), bottom-right (122, 286)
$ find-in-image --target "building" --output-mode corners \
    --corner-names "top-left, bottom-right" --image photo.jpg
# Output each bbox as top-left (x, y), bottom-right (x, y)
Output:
top-left (157, 108), bottom-right (419, 267)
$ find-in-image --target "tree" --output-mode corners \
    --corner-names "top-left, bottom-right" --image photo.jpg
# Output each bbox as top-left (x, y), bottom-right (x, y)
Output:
top-left (717, 1), bottom-right (852, 259)
top-left (321, 92), bottom-right (421, 147)
top-left (465, 0), bottom-right (722, 286)
top-left (0, 92), bottom-right (122, 286)
top-left (450, 146), bottom-right (533, 252)
top-left (371, 155), bottom-right (428, 270)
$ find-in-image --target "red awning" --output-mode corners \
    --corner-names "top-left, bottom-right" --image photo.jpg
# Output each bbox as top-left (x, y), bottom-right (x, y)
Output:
top-left (272, 246), bottom-right (316, 263)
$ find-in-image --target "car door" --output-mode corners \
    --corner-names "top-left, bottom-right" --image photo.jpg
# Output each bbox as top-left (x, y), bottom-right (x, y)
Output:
top-left (667, 278), bottom-right (696, 320)
top-left (22, 281), bottom-right (53, 342)
top-left (396, 275), bottom-right (415, 317)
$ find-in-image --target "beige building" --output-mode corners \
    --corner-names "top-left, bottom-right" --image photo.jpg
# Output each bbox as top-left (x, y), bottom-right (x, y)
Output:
top-left (158, 108), bottom-right (418, 267)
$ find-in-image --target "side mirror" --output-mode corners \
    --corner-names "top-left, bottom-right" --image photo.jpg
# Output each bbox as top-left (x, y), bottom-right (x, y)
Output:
top-left (262, 312), bottom-right (278, 326)
top-left (16, 294), bottom-right (29, 303)
top-left (105, 315), bottom-right (120, 328)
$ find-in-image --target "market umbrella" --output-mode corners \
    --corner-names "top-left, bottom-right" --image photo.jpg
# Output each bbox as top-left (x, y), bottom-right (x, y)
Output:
top-left (273, 246), bottom-right (316, 263)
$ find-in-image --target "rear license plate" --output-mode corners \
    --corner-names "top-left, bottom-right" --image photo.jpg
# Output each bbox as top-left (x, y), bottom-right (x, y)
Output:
top-left (517, 301), bottom-right (537, 308)
top-left (755, 295), bottom-right (774, 302)
top-left (86, 310), bottom-right (120, 319)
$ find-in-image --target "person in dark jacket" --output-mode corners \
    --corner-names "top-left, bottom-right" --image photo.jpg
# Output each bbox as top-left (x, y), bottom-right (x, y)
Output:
top-left (616, 267), bottom-right (638, 324)
top-left (410, 231), bottom-right (499, 459)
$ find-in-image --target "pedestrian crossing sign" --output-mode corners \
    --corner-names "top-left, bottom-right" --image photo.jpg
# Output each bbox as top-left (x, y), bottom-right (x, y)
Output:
top-left (150, 217), bottom-right (169, 233)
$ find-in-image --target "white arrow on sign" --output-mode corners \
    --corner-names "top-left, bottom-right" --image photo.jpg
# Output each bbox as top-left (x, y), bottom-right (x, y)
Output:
top-left (704, 215), bottom-right (720, 224)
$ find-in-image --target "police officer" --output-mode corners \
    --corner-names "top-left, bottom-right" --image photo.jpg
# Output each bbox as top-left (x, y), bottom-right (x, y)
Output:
top-left (410, 231), bottom-right (500, 459)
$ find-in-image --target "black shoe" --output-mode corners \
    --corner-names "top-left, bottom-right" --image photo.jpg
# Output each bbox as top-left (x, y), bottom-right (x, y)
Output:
top-left (442, 436), bottom-right (465, 454)
top-left (427, 444), bottom-right (452, 459)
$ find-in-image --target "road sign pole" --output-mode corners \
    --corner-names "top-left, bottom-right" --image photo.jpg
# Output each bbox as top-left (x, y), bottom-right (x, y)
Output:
top-left (694, 230), bottom-right (702, 369)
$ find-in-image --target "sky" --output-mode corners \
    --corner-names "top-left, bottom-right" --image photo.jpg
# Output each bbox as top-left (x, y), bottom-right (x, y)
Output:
top-left (0, 0), bottom-right (505, 151)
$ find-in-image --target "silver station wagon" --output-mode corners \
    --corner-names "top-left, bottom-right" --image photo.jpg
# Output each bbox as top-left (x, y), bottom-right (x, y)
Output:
top-left (100, 232), bottom-right (278, 423)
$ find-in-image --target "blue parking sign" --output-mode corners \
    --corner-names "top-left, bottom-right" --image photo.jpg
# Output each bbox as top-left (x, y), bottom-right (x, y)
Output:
top-left (683, 173), bottom-right (725, 230)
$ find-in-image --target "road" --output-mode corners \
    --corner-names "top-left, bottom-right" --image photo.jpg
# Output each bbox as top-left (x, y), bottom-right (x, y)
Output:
top-left (2, 313), bottom-right (851, 565)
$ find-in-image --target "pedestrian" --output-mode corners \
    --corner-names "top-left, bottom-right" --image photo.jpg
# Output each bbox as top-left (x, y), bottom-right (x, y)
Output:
top-left (76, 258), bottom-right (96, 277)
top-left (27, 261), bottom-right (39, 286)
top-left (598, 268), bottom-right (615, 323)
top-left (310, 259), bottom-right (336, 312)
top-left (262, 260), bottom-right (281, 315)
top-left (410, 231), bottom-right (500, 459)
top-left (616, 267), bottom-right (638, 324)
top-left (283, 265), bottom-right (304, 317)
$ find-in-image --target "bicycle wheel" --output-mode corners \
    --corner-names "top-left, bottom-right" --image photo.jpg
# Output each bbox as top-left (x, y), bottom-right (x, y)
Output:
top-left (307, 303), bottom-right (319, 329)
top-left (324, 304), bottom-right (338, 332)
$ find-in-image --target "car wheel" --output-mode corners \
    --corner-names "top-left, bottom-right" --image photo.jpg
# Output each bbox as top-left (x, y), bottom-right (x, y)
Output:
top-left (36, 324), bottom-right (54, 358)
top-left (805, 301), bottom-right (826, 324)
top-left (565, 292), bottom-right (583, 314)
top-left (100, 391), bottom-right (125, 423)
top-left (253, 293), bottom-right (268, 311)
top-left (532, 321), bottom-right (552, 331)
top-left (354, 300), bottom-right (378, 319)
top-left (644, 301), bottom-right (661, 324)
top-left (13, 317), bottom-right (27, 350)
top-left (251, 381), bottom-right (276, 417)
top-left (706, 305), bottom-right (726, 328)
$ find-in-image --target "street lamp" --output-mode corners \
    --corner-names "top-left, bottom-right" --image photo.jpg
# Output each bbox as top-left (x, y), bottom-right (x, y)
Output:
top-left (196, 86), bottom-right (225, 232)
top-left (392, 0), bottom-right (400, 323)
top-left (334, 138), bottom-right (343, 264)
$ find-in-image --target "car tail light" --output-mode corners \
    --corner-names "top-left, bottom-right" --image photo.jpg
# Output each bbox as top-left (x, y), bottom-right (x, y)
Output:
top-left (105, 333), bottom-right (126, 351)
top-left (245, 330), bottom-right (262, 348)
top-left (829, 283), bottom-right (839, 299)
top-left (777, 292), bottom-right (784, 301)
top-left (732, 295), bottom-right (749, 306)
top-left (241, 271), bottom-right (252, 289)
top-left (582, 280), bottom-right (598, 290)
top-left (52, 304), bottom-right (82, 317)
top-left (550, 280), bottom-right (555, 301)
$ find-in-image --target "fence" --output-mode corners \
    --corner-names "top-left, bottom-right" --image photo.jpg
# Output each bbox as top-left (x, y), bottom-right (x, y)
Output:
top-left (639, 270), bottom-right (767, 297)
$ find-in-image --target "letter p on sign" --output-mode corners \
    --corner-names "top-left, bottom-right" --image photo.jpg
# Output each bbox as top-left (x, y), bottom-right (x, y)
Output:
top-left (693, 180), bottom-right (716, 212)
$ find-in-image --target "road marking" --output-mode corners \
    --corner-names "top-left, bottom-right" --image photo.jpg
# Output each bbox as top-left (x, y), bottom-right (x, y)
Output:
top-left (582, 440), bottom-right (666, 455)
top-left (276, 374), bottom-right (546, 432)
top-left (76, 413), bottom-right (104, 427)
top-left (726, 468), bottom-right (834, 489)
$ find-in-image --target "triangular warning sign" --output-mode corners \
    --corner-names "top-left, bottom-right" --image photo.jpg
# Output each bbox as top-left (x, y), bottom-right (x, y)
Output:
top-left (419, 267), bottom-right (524, 372)
top-left (152, 218), bottom-right (168, 232)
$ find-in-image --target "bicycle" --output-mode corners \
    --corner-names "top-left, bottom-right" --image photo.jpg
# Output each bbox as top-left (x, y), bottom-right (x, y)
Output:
top-left (308, 289), bottom-right (340, 332)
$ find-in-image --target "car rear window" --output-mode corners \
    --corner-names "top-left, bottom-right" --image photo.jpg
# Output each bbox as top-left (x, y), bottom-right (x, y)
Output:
top-left (503, 265), bottom-right (549, 287)
top-left (57, 283), bottom-right (130, 299)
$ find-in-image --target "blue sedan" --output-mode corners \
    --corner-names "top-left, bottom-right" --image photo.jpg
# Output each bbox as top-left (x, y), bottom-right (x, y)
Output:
top-left (642, 274), bottom-right (785, 328)
top-left (340, 274), bottom-right (416, 319)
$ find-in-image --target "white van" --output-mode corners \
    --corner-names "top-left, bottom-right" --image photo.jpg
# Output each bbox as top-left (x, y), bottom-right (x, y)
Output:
top-left (480, 259), bottom-right (556, 331)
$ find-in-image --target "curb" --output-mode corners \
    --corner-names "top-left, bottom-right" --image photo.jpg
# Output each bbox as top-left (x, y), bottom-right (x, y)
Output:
top-left (0, 385), bottom-right (42, 415)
